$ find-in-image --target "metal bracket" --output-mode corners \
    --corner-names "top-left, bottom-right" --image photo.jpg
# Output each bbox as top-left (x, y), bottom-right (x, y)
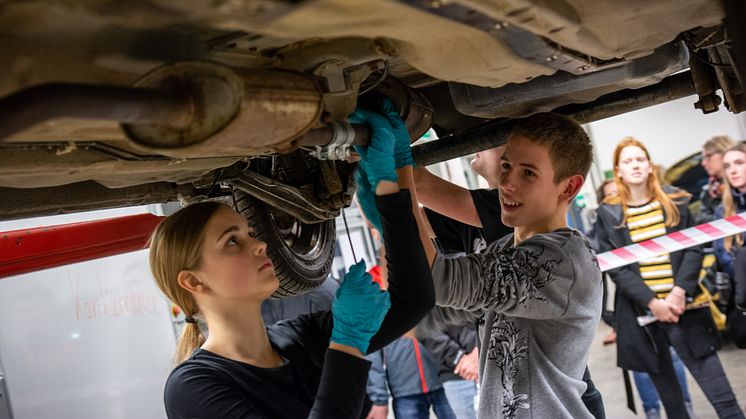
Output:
top-left (230, 171), bottom-right (338, 223)
top-left (309, 121), bottom-right (356, 160)
top-left (312, 58), bottom-right (387, 121)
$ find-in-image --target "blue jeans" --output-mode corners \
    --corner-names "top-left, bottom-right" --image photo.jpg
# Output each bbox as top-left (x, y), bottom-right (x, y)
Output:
top-left (393, 388), bottom-right (457, 419)
top-left (442, 379), bottom-right (477, 419)
top-left (633, 347), bottom-right (691, 412)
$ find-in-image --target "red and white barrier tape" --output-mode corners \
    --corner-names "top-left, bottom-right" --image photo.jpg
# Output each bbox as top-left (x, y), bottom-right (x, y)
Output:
top-left (597, 212), bottom-right (746, 272)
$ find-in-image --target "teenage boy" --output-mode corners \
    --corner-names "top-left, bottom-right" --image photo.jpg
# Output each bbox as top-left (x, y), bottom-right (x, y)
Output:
top-left (416, 113), bottom-right (602, 419)
top-left (416, 146), bottom-right (605, 418)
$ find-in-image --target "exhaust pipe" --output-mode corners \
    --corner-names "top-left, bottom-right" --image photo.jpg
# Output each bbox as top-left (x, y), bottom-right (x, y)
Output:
top-left (0, 62), bottom-right (433, 160)
top-left (0, 62), bottom-right (325, 159)
top-left (0, 83), bottom-right (194, 140)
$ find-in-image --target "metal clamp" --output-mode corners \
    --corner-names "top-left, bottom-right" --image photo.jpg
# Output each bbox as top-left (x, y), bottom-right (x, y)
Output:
top-left (310, 121), bottom-right (356, 160)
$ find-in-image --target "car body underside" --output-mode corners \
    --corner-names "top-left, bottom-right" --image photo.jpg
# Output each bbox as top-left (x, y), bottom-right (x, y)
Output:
top-left (1, 0), bottom-right (744, 293)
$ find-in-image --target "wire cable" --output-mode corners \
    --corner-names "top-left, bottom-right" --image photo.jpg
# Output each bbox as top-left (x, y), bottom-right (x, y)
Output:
top-left (341, 208), bottom-right (357, 262)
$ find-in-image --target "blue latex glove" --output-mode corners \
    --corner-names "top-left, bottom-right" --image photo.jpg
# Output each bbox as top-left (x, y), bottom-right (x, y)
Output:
top-left (330, 260), bottom-right (391, 354)
top-left (381, 99), bottom-right (415, 168)
top-left (354, 168), bottom-right (383, 235)
top-left (349, 109), bottom-right (397, 189)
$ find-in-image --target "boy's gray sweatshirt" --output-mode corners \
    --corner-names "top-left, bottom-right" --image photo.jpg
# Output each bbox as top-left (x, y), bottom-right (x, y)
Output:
top-left (429, 228), bottom-right (602, 419)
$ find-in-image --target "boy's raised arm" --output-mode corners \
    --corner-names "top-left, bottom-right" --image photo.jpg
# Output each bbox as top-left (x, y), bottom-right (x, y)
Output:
top-left (397, 166), bottom-right (437, 266)
top-left (413, 167), bottom-right (482, 228)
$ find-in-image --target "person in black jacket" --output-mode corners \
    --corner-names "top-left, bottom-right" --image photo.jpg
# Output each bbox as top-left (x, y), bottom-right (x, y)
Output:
top-left (416, 323), bottom-right (479, 418)
top-left (148, 107), bottom-right (435, 419)
top-left (594, 137), bottom-right (743, 419)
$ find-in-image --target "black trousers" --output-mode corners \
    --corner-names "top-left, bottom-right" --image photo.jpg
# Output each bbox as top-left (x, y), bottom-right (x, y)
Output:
top-left (645, 335), bottom-right (690, 419)
top-left (649, 322), bottom-right (744, 419)
top-left (581, 367), bottom-right (606, 419)
top-left (732, 246), bottom-right (746, 306)
top-left (601, 274), bottom-right (615, 328)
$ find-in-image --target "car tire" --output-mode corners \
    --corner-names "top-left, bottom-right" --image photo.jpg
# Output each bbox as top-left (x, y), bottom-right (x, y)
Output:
top-left (234, 190), bottom-right (336, 297)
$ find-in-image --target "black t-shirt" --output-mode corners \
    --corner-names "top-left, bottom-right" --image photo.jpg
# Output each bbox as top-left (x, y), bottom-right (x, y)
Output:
top-left (163, 190), bottom-right (435, 419)
top-left (166, 312), bottom-right (366, 419)
top-left (426, 189), bottom-right (511, 255)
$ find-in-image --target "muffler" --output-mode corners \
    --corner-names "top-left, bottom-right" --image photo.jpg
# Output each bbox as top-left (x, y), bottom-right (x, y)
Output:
top-left (123, 61), bottom-right (324, 158)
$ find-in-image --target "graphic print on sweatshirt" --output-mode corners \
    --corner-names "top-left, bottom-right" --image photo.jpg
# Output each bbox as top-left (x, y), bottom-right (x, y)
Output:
top-left (480, 245), bottom-right (561, 308)
top-left (488, 315), bottom-right (529, 418)
top-left (580, 234), bottom-right (600, 270)
top-left (481, 244), bottom-right (562, 418)
top-left (472, 236), bottom-right (487, 254)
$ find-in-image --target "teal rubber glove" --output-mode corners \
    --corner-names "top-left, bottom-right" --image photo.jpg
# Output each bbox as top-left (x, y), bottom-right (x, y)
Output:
top-left (354, 168), bottom-right (383, 235)
top-left (330, 260), bottom-right (391, 354)
top-left (381, 98), bottom-right (415, 168)
top-left (349, 109), bottom-right (397, 190)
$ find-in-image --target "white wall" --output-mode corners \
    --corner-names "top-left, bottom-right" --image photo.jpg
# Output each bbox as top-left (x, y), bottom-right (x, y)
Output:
top-left (0, 251), bottom-right (175, 419)
top-left (0, 206), bottom-right (176, 419)
top-left (587, 94), bottom-right (746, 174)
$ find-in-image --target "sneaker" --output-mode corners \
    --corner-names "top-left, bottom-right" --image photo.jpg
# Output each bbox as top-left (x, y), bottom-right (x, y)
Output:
top-left (644, 408), bottom-right (661, 419)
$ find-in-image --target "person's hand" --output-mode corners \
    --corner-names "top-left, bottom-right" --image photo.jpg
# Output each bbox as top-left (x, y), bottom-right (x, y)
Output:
top-left (649, 298), bottom-right (679, 323)
top-left (349, 109), bottom-right (397, 190)
top-left (331, 260), bottom-right (391, 354)
top-left (365, 404), bottom-right (389, 419)
top-left (454, 347), bottom-right (479, 382)
top-left (380, 98), bottom-right (415, 168)
top-left (664, 286), bottom-right (686, 316)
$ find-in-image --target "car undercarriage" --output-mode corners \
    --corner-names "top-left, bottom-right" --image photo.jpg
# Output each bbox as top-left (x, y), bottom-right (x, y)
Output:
top-left (1, 0), bottom-right (744, 294)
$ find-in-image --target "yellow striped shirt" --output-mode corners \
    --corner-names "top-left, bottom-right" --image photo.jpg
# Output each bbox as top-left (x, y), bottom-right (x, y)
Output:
top-left (626, 200), bottom-right (674, 298)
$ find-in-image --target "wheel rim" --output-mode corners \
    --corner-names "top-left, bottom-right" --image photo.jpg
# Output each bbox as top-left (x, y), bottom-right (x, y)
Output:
top-left (269, 208), bottom-right (327, 263)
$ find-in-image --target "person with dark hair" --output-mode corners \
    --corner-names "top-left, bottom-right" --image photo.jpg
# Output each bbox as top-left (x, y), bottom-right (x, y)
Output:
top-left (148, 107), bottom-right (435, 419)
top-left (595, 137), bottom-right (743, 419)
